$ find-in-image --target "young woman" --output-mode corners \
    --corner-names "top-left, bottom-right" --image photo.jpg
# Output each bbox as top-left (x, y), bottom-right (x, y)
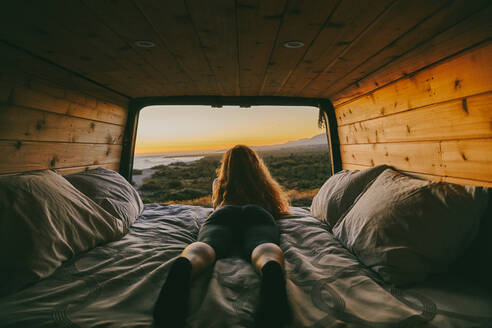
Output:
top-left (153, 145), bottom-right (291, 328)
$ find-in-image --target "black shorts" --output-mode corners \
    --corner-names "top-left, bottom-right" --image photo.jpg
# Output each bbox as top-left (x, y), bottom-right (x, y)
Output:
top-left (197, 205), bottom-right (280, 261)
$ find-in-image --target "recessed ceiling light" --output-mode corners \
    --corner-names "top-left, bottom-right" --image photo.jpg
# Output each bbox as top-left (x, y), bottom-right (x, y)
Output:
top-left (134, 40), bottom-right (155, 48)
top-left (283, 41), bottom-right (304, 48)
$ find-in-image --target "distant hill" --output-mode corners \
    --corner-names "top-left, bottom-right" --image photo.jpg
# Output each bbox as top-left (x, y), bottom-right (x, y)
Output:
top-left (136, 133), bottom-right (328, 157)
top-left (253, 133), bottom-right (327, 151)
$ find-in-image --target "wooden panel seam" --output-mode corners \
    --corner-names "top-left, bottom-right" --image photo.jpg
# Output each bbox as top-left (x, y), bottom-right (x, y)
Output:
top-left (0, 163), bottom-right (120, 177)
top-left (337, 91), bottom-right (492, 146)
top-left (341, 137), bottom-right (492, 181)
top-left (334, 40), bottom-right (492, 126)
top-left (277, 0), bottom-right (394, 97)
top-left (340, 141), bottom-right (444, 175)
top-left (55, 162), bottom-right (120, 175)
top-left (441, 137), bottom-right (492, 181)
top-left (337, 90), bottom-right (492, 128)
top-left (0, 141), bottom-right (122, 174)
top-left (331, 5), bottom-right (492, 106)
top-left (298, 0), bottom-right (400, 95)
top-left (1, 102), bottom-right (126, 125)
top-left (341, 162), bottom-right (492, 187)
top-left (0, 39), bottom-right (130, 103)
top-left (8, 87), bottom-right (127, 126)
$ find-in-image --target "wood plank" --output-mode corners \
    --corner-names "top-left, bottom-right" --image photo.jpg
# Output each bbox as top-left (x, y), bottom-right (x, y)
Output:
top-left (341, 163), bottom-right (371, 171)
top-left (441, 176), bottom-right (492, 188)
top-left (341, 162), bottom-right (492, 187)
top-left (338, 92), bottom-right (492, 144)
top-left (68, 102), bottom-right (127, 126)
top-left (441, 138), bottom-right (492, 181)
top-left (343, 162), bottom-right (431, 180)
top-left (342, 162), bottom-right (439, 181)
top-left (331, 5), bottom-right (492, 105)
top-left (237, 0), bottom-right (286, 96)
top-left (11, 5), bottom-right (157, 101)
top-left (388, 170), bottom-right (440, 182)
top-left (94, 101), bottom-right (127, 125)
top-left (301, 0), bottom-right (448, 97)
top-left (335, 42), bottom-right (492, 126)
top-left (0, 42), bottom-right (129, 106)
top-left (10, 87), bottom-right (127, 125)
top-left (135, 0), bottom-right (220, 95)
top-left (259, 0), bottom-right (339, 96)
top-left (27, 77), bottom-right (127, 123)
top-left (186, 0), bottom-right (239, 96)
top-left (0, 2), bottom-right (138, 96)
top-left (342, 158), bottom-right (492, 187)
top-left (278, 0), bottom-right (393, 97)
top-left (340, 142), bottom-right (444, 175)
top-left (26, 78), bottom-right (66, 99)
top-left (10, 87), bottom-right (70, 115)
top-left (0, 141), bottom-right (121, 174)
top-left (65, 91), bottom-right (89, 108)
top-left (0, 71), bottom-right (28, 103)
top-left (55, 0), bottom-right (169, 97)
top-left (56, 162), bottom-right (120, 176)
top-left (330, 7), bottom-right (492, 105)
top-left (2, 1), bottom-right (157, 98)
top-left (57, 0), bottom-right (176, 97)
top-left (323, 1), bottom-right (490, 100)
top-left (82, 0), bottom-right (194, 96)
top-left (0, 105), bottom-right (124, 144)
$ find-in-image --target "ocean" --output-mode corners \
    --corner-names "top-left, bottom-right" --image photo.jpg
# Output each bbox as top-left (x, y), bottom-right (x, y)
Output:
top-left (133, 155), bottom-right (204, 170)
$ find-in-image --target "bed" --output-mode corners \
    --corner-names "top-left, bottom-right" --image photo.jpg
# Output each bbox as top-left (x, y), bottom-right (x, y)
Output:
top-left (1, 201), bottom-right (491, 328)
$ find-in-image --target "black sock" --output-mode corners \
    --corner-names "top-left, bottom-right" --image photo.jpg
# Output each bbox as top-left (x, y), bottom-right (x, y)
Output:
top-left (254, 261), bottom-right (290, 328)
top-left (153, 257), bottom-right (192, 328)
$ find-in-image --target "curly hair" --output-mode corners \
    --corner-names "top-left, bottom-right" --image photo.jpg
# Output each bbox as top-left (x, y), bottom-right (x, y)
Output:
top-left (212, 145), bottom-right (291, 218)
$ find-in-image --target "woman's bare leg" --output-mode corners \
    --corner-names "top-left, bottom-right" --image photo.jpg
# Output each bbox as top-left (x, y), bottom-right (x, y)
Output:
top-left (251, 243), bottom-right (289, 328)
top-left (251, 242), bottom-right (284, 274)
top-left (180, 241), bottom-right (216, 277)
top-left (154, 242), bottom-right (216, 327)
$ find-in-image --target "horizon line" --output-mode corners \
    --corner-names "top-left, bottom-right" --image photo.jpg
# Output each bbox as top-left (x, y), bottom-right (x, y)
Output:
top-left (134, 132), bottom-right (325, 156)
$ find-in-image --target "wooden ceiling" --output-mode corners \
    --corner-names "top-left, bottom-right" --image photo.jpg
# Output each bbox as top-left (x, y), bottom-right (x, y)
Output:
top-left (0, 0), bottom-right (490, 101)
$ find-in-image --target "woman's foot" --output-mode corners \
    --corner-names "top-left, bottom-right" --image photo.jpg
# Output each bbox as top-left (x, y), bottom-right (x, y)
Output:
top-left (153, 257), bottom-right (192, 328)
top-left (254, 261), bottom-right (290, 328)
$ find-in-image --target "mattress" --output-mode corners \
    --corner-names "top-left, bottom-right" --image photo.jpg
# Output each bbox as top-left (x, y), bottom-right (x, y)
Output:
top-left (0, 204), bottom-right (491, 327)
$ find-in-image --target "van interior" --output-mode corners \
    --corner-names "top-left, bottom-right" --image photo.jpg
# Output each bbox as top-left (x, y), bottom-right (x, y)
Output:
top-left (0, 1), bottom-right (491, 327)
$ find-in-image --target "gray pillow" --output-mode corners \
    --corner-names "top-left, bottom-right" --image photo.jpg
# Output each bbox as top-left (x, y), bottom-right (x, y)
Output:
top-left (66, 168), bottom-right (143, 229)
top-left (311, 165), bottom-right (389, 228)
top-left (332, 168), bottom-right (489, 286)
top-left (0, 170), bottom-right (126, 296)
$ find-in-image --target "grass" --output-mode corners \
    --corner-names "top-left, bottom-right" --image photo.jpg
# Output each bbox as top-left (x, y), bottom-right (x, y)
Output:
top-left (137, 145), bottom-right (331, 208)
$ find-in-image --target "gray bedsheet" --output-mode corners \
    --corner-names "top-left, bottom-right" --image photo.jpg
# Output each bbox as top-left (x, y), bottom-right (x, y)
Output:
top-left (1, 204), bottom-right (491, 327)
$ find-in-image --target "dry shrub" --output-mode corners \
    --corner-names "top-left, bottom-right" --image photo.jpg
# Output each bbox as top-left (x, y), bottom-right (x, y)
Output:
top-left (163, 189), bottom-right (319, 208)
top-left (165, 195), bottom-right (212, 207)
top-left (286, 188), bottom-right (319, 200)
top-left (285, 188), bottom-right (319, 207)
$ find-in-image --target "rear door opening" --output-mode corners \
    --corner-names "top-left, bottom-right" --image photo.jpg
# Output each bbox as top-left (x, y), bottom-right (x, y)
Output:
top-left (132, 104), bottom-right (331, 207)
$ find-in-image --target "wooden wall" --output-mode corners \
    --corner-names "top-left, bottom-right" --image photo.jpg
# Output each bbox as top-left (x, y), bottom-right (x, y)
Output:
top-left (0, 42), bottom-right (129, 176)
top-left (333, 41), bottom-right (492, 187)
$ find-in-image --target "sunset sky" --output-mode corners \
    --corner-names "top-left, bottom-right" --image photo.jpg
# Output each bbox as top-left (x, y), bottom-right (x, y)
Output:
top-left (134, 105), bottom-right (323, 155)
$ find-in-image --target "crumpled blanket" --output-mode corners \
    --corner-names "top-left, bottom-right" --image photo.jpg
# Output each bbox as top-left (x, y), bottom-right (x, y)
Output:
top-left (1, 204), bottom-right (491, 327)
